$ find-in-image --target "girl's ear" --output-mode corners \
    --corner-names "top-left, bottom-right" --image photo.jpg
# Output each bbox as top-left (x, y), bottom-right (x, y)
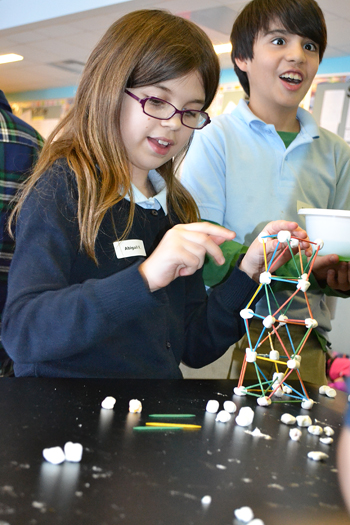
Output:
top-left (234, 57), bottom-right (249, 72)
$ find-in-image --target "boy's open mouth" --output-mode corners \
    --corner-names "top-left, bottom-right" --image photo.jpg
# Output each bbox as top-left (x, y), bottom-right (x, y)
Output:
top-left (280, 73), bottom-right (302, 85)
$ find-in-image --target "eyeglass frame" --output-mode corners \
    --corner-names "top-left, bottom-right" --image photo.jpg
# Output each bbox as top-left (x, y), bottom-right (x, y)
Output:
top-left (124, 89), bottom-right (210, 130)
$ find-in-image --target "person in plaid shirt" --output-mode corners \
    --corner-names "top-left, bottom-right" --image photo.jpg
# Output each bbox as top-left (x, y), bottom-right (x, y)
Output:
top-left (0, 90), bottom-right (43, 376)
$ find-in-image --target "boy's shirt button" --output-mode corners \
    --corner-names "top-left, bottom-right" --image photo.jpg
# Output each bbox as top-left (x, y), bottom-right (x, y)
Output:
top-left (151, 210), bottom-right (158, 216)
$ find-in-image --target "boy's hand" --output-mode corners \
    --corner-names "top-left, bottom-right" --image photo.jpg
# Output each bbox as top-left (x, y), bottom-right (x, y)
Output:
top-left (312, 255), bottom-right (350, 292)
top-left (138, 222), bottom-right (235, 292)
top-left (239, 220), bottom-right (310, 283)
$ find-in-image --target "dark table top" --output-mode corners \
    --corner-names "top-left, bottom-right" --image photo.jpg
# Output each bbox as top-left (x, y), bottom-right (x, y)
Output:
top-left (0, 378), bottom-right (349, 525)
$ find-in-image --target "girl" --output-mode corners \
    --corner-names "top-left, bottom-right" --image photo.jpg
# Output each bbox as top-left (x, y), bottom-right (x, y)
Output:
top-left (2, 9), bottom-right (309, 378)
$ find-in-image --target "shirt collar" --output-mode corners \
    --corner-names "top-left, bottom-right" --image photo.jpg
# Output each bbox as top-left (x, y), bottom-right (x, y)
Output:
top-left (236, 99), bottom-right (319, 139)
top-left (126, 170), bottom-right (168, 215)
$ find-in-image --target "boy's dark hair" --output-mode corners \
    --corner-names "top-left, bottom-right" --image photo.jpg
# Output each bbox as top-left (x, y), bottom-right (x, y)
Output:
top-left (230, 0), bottom-right (327, 96)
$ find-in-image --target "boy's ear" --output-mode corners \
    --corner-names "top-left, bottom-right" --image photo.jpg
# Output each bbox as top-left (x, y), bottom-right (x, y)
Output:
top-left (235, 57), bottom-right (249, 72)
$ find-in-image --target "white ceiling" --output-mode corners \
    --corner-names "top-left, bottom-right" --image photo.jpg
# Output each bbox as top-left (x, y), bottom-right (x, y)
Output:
top-left (1, 0), bottom-right (350, 94)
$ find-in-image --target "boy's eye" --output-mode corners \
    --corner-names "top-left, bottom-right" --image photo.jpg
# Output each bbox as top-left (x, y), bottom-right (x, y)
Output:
top-left (304, 42), bottom-right (317, 52)
top-left (271, 37), bottom-right (285, 46)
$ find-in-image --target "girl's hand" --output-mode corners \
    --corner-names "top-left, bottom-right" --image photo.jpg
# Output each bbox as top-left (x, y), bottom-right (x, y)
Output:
top-left (239, 221), bottom-right (311, 283)
top-left (138, 222), bottom-right (235, 292)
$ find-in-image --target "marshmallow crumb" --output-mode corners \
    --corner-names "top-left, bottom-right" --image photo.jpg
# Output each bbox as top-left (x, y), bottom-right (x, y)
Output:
top-left (42, 446), bottom-right (65, 465)
top-left (129, 399), bottom-right (142, 413)
top-left (201, 495), bottom-right (212, 505)
top-left (234, 506), bottom-right (254, 522)
top-left (101, 396), bottom-right (116, 410)
top-left (307, 451), bottom-right (329, 461)
top-left (206, 400), bottom-right (219, 413)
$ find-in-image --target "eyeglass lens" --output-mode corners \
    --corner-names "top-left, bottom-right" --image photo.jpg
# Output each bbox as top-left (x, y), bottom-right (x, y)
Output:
top-left (144, 98), bottom-right (207, 129)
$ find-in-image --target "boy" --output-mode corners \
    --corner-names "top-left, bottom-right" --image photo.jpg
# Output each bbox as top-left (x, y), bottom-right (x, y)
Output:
top-left (181, 0), bottom-right (350, 385)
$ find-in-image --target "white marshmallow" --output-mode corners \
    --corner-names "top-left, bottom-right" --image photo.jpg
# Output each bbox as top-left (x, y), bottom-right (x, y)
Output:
top-left (258, 231), bottom-right (269, 244)
top-left (305, 318), bottom-right (318, 329)
top-left (101, 396), bottom-right (116, 410)
top-left (206, 400), bottom-right (219, 413)
top-left (315, 238), bottom-right (324, 250)
top-left (235, 406), bottom-right (254, 427)
top-left (323, 426), bottom-right (335, 436)
top-left (281, 413), bottom-right (296, 425)
top-left (249, 520), bottom-right (265, 525)
top-left (42, 446), bottom-right (65, 465)
top-left (246, 350), bottom-right (257, 363)
top-left (273, 387), bottom-right (284, 398)
top-left (296, 415), bottom-right (312, 427)
top-left (257, 396), bottom-right (272, 406)
top-left (289, 428), bottom-right (302, 441)
top-left (234, 386), bottom-right (247, 396)
top-left (319, 385), bottom-right (329, 395)
top-left (263, 315), bottom-right (276, 329)
top-left (273, 372), bottom-right (285, 383)
top-left (278, 314), bottom-right (288, 326)
top-left (326, 387), bottom-right (337, 398)
top-left (269, 350), bottom-right (280, 361)
top-left (223, 400), bottom-right (237, 413)
top-left (201, 495), bottom-right (212, 505)
top-left (307, 451), bottom-right (329, 461)
top-left (320, 437), bottom-right (333, 445)
top-left (240, 308), bottom-right (254, 319)
top-left (287, 359), bottom-right (300, 369)
top-left (294, 355), bottom-right (302, 363)
top-left (297, 278), bottom-right (311, 292)
top-left (308, 425), bottom-right (323, 436)
top-left (215, 410), bottom-right (231, 423)
top-left (277, 230), bottom-right (291, 243)
top-left (64, 442), bottom-right (83, 463)
top-left (282, 385), bottom-right (293, 394)
top-left (234, 506), bottom-right (254, 522)
top-left (290, 238), bottom-right (299, 249)
top-left (259, 271), bottom-right (272, 285)
top-left (301, 399), bottom-right (314, 410)
top-left (129, 399), bottom-right (142, 413)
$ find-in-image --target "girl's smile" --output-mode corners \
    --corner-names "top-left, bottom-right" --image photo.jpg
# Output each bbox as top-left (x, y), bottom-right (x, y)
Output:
top-left (120, 72), bottom-right (205, 194)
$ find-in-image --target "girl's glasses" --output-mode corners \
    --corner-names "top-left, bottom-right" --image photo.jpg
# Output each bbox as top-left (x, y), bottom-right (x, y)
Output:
top-left (125, 89), bottom-right (210, 130)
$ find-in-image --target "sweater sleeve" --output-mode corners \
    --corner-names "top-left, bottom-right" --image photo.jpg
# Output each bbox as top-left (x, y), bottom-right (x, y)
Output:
top-left (1, 168), bottom-right (167, 364)
top-left (181, 255), bottom-right (259, 368)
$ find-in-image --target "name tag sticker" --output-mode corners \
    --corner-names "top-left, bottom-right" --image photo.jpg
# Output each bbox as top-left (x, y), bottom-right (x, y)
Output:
top-left (113, 239), bottom-right (146, 259)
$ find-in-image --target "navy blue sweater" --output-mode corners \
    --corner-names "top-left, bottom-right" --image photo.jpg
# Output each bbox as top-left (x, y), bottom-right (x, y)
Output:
top-left (2, 162), bottom-right (258, 378)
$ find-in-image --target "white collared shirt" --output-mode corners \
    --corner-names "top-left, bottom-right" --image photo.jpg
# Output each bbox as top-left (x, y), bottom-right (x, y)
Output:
top-left (124, 170), bottom-right (167, 215)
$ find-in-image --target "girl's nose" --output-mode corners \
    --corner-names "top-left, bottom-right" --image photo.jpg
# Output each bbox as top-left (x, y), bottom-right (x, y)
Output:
top-left (161, 113), bottom-right (182, 130)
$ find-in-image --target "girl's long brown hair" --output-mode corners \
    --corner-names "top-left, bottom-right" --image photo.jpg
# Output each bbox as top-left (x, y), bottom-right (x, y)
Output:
top-left (11, 9), bottom-right (220, 262)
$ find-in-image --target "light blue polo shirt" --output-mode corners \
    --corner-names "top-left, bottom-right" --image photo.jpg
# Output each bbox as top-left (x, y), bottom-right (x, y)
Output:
top-left (182, 99), bottom-right (350, 337)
